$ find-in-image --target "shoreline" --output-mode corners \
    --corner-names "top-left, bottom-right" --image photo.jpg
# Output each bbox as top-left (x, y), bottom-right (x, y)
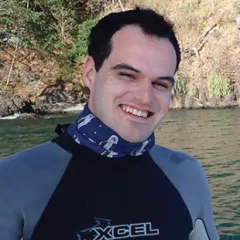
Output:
top-left (1, 102), bottom-right (239, 120)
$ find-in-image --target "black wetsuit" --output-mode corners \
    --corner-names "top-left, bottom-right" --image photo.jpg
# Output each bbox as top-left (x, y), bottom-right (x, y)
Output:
top-left (0, 129), bottom-right (219, 240)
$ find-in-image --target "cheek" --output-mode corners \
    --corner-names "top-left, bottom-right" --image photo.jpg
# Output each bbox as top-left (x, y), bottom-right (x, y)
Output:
top-left (89, 80), bottom-right (103, 107)
top-left (96, 73), bottom-right (117, 94)
top-left (91, 76), bottom-right (106, 97)
top-left (106, 78), bottom-right (129, 98)
top-left (155, 91), bottom-right (171, 109)
top-left (92, 79), bottom-right (117, 106)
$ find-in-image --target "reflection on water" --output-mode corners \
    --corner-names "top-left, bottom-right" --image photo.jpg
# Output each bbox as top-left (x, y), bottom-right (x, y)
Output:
top-left (0, 109), bottom-right (240, 239)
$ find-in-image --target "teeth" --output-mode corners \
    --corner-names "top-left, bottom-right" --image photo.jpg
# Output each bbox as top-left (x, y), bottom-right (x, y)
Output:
top-left (121, 105), bottom-right (148, 118)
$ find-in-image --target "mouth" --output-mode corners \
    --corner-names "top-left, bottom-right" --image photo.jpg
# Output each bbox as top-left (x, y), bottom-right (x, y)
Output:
top-left (120, 104), bottom-right (154, 119)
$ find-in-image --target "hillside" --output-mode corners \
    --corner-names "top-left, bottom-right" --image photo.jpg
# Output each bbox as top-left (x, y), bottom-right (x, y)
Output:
top-left (0, 0), bottom-right (240, 117)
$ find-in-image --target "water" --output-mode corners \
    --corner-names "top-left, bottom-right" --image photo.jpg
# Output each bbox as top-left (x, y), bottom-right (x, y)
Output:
top-left (0, 109), bottom-right (240, 239)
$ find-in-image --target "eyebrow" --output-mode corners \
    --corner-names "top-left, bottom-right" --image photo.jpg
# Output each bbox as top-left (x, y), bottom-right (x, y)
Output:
top-left (112, 63), bottom-right (140, 73)
top-left (112, 63), bottom-right (175, 84)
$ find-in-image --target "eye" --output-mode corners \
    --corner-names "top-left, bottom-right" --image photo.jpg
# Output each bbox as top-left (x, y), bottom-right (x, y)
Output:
top-left (153, 82), bottom-right (169, 90)
top-left (119, 73), bottom-right (135, 79)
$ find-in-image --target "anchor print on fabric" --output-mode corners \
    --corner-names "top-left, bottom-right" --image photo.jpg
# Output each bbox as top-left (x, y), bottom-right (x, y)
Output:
top-left (77, 114), bottom-right (95, 129)
top-left (131, 139), bottom-right (149, 156)
top-left (100, 135), bottom-right (119, 157)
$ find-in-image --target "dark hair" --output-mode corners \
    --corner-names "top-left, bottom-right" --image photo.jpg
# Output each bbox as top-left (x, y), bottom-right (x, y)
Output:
top-left (88, 7), bottom-right (181, 72)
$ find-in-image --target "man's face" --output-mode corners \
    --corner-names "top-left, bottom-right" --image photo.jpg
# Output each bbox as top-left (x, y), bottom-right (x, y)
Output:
top-left (83, 25), bottom-right (177, 142)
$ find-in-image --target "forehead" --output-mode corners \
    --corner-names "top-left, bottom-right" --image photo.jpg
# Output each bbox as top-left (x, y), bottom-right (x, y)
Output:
top-left (108, 25), bottom-right (177, 76)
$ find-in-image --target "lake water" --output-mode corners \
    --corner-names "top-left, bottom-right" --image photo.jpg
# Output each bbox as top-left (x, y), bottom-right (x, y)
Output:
top-left (0, 108), bottom-right (240, 239)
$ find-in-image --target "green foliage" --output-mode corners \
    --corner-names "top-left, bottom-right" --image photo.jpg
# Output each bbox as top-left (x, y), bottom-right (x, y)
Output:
top-left (67, 18), bottom-right (99, 63)
top-left (208, 71), bottom-right (230, 97)
top-left (1, 0), bottom-right (108, 53)
top-left (0, 0), bottom-right (13, 27)
top-left (189, 86), bottom-right (198, 97)
top-left (1, 0), bottom-right (92, 51)
top-left (174, 74), bottom-right (187, 95)
top-left (24, 10), bottom-right (59, 50)
top-left (0, 10), bottom-right (14, 28)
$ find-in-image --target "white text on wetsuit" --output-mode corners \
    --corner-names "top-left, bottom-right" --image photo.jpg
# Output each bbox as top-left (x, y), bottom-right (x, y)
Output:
top-left (93, 222), bottom-right (159, 240)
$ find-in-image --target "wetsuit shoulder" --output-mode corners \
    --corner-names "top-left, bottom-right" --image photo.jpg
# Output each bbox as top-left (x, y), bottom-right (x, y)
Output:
top-left (0, 141), bottom-right (72, 240)
top-left (149, 144), bottom-right (219, 240)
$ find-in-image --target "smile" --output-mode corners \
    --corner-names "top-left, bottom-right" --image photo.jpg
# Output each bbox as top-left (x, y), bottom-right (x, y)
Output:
top-left (120, 104), bottom-right (152, 118)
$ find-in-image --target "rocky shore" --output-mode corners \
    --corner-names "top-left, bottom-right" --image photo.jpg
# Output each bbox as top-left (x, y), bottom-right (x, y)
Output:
top-left (0, 93), bottom-right (85, 119)
top-left (171, 82), bottom-right (240, 109)
top-left (1, 85), bottom-right (239, 119)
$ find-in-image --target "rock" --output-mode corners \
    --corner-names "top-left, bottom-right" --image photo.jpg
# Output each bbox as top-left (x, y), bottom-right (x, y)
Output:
top-left (37, 90), bottom-right (68, 104)
top-left (219, 92), bottom-right (239, 108)
top-left (34, 102), bottom-right (58, 114)
top-left (0, 94), bottom-right (12, 117)
top-left (0, 30), bottom-right (20, 45)
top-left (198, 83), bottom-right (209, 108)
top-left (199, 83), bottom-right (209, 108)
top-left (20, 71), bottom-right (41, 89)
top-left (0, 94), bottom-right (39, 117)
top-left (19, 113), bottom-right (41, 119)
top-left (234, 83), bottom-right (240, 102)
top-left (170, 95), bottom-right (185, 109)
top-left (184, 96), bottom-right (204, 109)
top-left (76, 87), bottom-right (89, 103)
top-left (208, 94), bottom-right (238, 108)
top-left (209, 96), bottom-right (219, 108)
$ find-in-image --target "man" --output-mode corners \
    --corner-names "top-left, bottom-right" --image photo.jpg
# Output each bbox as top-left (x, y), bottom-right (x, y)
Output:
top-left (0, 7), bottom-right (219, 240)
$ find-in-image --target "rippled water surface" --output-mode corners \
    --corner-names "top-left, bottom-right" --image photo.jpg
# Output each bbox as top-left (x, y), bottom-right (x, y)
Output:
top-left (0, 109), bottom-right (240, 239)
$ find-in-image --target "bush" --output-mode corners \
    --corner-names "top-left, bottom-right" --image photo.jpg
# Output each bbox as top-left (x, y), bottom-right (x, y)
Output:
top-left (24, 10), bottom-right (59, 50)
top-left (174, 74), bottom-right (187, 95)
top-left (207, 71), bottom-right (230, 97)
top-left (189, 86), bottom-right (198, 97)
top-left (67, 18), bottom-right (99, 64)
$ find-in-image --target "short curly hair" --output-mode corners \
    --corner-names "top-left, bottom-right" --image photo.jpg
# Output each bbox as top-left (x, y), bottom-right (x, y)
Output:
top-left (88, 7), bottom-right (181, 72)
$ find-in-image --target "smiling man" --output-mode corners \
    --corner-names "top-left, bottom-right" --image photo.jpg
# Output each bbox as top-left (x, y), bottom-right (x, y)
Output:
top-left (0, 7), bottom-right (219, 240)
top-left (84, 25), bottom-right (176, 143)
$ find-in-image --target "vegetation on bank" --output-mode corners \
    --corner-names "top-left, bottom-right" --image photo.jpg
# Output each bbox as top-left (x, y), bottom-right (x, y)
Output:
top-left (0, 0), bottom-right (104, 86)
top-left (208, 70), bottom-right (230, 98)
top-left (0, 0), bottom-right (240, 107)
top-left (174, 74), bottom-right (187, 95)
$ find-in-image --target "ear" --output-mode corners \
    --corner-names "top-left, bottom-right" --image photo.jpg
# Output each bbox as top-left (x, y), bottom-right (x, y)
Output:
top-left (83, 56), bottom-right (96, 91)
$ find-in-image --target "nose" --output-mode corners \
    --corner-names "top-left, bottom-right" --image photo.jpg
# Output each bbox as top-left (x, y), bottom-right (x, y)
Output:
top-left (132, 82), bottom-right (153, 105)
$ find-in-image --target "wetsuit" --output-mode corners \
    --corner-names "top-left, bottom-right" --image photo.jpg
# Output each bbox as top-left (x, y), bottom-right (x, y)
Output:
top-left (0, 125), bottom-right (219, 240)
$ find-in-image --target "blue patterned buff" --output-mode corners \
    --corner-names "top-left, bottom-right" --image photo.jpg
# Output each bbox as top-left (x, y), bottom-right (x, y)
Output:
top-left (67, 104), bottom-right (155, 158)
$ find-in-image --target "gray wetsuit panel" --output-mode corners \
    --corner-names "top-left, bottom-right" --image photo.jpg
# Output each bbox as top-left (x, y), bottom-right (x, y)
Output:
top-left (149, 145), bottom-right (219, 240)
top-left (0, 141), bottom-right (72, 240)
